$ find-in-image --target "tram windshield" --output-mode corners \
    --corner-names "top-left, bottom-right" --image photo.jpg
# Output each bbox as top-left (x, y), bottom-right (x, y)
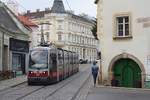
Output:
top-left (29, 50), bottom-right (48, 69)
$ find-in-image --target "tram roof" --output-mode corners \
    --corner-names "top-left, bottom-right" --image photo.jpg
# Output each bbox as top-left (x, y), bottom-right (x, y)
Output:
top-left (31, 46), bottom-right (54, 51)
top-left (31, 46), bottom-right (77, 54)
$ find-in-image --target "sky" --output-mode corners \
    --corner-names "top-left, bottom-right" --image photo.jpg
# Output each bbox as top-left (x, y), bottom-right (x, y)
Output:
top-left (2, 0), bottom-right (97, 17)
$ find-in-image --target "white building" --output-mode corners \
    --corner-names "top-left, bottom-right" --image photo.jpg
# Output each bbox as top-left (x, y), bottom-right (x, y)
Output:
top-left (0, 1), bottom-right (30, 77)
top-left (25, 0), bottom-right (98, 62)
top-left (6, 0), bottom-right (19, 15)
top-left (95, 0), bottom-right (150, 88)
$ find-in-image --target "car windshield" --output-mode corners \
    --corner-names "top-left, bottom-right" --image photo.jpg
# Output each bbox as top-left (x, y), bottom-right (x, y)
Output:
top-left (29, 50), bottom-right (48, 69)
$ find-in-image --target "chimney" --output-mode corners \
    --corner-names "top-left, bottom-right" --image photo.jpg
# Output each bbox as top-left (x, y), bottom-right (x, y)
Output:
top-left (45, 8), bottom-right (50, 11)
top-left (36, 9), bottom-right (40, 12)
top-left (27, 10), bottom-right (30, 14)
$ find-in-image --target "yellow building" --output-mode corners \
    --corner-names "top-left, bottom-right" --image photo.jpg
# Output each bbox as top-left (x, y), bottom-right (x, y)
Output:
top-left (25, 0), bottom-right (98, 62)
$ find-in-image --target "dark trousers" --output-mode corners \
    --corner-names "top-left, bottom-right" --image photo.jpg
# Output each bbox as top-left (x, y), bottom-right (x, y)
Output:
top-left (92, 73), bottom-right (98, 85)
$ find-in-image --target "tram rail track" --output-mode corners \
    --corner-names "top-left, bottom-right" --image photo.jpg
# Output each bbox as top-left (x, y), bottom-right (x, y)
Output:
top-left (0, 65), bottom-right (90, 100)
top-left (16, 86), bottom-right (46, 100)
top-left (17, 66), bottom-right (90, 100)
top-left (70, 74), bottom-right (91, 100)
top-left (44, 66), bottom-right (91, 100)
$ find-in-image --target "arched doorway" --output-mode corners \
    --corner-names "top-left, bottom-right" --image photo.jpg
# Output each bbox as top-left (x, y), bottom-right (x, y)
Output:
top-left (113, 59), bottom-right (142, 88)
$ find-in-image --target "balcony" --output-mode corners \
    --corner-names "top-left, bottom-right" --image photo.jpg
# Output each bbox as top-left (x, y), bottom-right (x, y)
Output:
top-left (54, 40), bottom-right (65, 47)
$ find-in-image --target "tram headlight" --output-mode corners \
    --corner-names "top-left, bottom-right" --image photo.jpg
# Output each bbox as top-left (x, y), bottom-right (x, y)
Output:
top-left (42, 71), bottom-right (48, 76)
top-left (42, 71), bottom-right (48, 74)
top-left (43, 71), bottom-right (46, 74)
top-left (29, 71), bottom-right (34, 74)
top-left (28, 71), bottom-right (35, 77)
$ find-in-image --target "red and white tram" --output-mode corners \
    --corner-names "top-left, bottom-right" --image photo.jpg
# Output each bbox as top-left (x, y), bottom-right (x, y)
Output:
top-left (27, 46), bottom-right (79, 85)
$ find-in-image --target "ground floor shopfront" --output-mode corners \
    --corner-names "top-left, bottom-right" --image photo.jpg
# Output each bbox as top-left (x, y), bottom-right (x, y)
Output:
top-left (9, 38), bottom-right (29, 76)
top-left (0, 38), bottom-right (29, 80)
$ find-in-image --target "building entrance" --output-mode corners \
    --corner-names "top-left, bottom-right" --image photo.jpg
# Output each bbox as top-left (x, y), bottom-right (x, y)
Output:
top-left (12, 53), bottom-right (26, 76)
top-left (112, 59), bottom-right (142, 88)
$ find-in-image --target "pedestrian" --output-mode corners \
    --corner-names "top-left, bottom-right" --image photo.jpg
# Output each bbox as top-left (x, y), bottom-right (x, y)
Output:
top-left (91, 61), bottom-right (99, 87)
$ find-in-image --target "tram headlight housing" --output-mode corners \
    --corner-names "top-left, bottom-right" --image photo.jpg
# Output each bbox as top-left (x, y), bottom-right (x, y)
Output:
top-left (42, 71), bottom-right (48, 76)
top-left (43, 71), bottom-right (46, 74)
top-left (29, 71), bottom-right (34, 74)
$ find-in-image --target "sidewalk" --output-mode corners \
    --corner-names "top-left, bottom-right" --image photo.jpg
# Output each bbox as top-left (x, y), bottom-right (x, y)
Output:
top-left (0, 75), bottom-right (27, 91)
top-left (86, 86), bottom-right (150, 100)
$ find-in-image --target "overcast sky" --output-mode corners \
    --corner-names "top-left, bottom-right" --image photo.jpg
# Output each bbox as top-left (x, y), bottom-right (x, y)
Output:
top-left (3, 0), bottom-right (96, 17)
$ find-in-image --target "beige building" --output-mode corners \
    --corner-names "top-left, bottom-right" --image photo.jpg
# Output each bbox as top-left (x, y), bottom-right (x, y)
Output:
top-left (25, 0), bottom-right (98, 62)
top-left (95, 0), bottom-right (150, 88)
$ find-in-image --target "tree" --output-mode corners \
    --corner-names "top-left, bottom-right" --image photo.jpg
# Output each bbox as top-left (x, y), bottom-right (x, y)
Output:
top-left (91, 18), bottom-right (98, 40)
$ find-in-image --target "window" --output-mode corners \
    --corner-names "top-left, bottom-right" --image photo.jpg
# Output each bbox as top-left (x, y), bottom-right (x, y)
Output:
top-left (73, 35), bottom-right (75, 42)
top-left (75, 35), bottom-right (77, 43)
top-left (37, 33), bottom-right (41, 43)
top-left (45, 32), bottom-right (49, 42)
top-left (45, 25), bottom-right (50, 30)
top-left (68, 34), bottom-right (71, 42)
top-left (58, 34), bottom-right (62, 41)
top-left (58, 25), bottom-right (63, 30)
top-left (69, 22), bottom-right (71, 30)
top-left (29, 50), bottom-right (48, 69)
top-left (116, 16), bottom-right (130, 37)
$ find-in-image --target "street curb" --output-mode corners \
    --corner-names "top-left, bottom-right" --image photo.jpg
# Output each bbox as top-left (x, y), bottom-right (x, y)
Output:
top-left (96, 85), bottom-right (150, 91)
top-left (10, 81), bottom-right (27, 88)
top-left (0, 80), bottom-right (27, 92)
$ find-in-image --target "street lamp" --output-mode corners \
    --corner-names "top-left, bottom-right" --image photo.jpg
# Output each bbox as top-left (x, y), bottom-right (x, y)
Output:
top-left (38, 22), bottom-right (51, 46)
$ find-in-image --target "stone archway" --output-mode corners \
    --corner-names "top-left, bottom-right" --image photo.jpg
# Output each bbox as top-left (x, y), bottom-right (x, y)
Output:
top-left (108, 53), bottom-right (146, 88)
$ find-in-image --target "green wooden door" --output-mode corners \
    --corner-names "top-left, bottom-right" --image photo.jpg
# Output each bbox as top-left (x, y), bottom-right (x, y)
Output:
top-left (113, 59), bottom-right (141, 88)
top-left (122, 66), bottom-right (133, 87)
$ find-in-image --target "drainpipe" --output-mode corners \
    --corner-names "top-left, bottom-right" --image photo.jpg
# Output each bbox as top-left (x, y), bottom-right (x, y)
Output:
top-left (1, 31), bottom-right (4, 71)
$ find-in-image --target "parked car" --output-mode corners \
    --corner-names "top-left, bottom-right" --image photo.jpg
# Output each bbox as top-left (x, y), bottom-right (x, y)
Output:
top-left (79, 59), bottom-right (88, 64)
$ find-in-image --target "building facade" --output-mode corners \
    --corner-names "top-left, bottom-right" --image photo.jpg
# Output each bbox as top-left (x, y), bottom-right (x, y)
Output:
top-left (0, 1), bottom-right (30, 77)
top-left (96, 0), bottom-right (150, 88)
top-left (25, 0), bottom-right (98, 62)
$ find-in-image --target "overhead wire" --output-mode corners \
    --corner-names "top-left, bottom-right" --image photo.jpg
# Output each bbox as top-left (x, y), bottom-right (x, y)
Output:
top-left (65, 0), bottom-right (72, 11)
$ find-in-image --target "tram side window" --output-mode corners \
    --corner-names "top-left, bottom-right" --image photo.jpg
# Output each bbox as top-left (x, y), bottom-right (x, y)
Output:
top-left (29, 55), bottom-right (35, 66)
top-left (50, 53), bottom-right (57, 70)
top-left (58, 51), bottom-right (63, 66)
top-left (65, 52), bottom-right (68, 64)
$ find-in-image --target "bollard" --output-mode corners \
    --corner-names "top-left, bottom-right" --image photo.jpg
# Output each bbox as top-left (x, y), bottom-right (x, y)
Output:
top-left (12, 70), bottom-right (16, 78)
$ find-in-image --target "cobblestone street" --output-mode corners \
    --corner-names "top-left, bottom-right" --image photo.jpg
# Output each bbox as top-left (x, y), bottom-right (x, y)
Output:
top-left (1, 65), bottom-right (150, 100)
top-left (0, 64), bottom-right (92, 100)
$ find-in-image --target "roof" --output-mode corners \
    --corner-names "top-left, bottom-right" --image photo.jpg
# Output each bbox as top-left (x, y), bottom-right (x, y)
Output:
top-left (24, 0), bottom-right (93, 24)
top-left (18, 15), bottom-right (38, 28)
top-left (0, 6), bottom-right (22, 33)
top-left (25, 10), bottom-right (51, 19)
top-left (68, 13), bottom-right (94, 24)
top-left (95, 0), bottom-right (99, 4)
top-left (0, 1), bottom-right (30, 34)
top-left (51, 0), bottom-right (66, 14)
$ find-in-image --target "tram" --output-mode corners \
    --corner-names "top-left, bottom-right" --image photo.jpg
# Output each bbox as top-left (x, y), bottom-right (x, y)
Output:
top-left (27, 46), bottom-right (79, 85)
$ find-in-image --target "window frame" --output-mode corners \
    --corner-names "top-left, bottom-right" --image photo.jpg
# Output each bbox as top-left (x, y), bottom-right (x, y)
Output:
top-left (113, 13), bottom-right (132, 39)
top-left (58, 34), bottom-right (62, 41)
